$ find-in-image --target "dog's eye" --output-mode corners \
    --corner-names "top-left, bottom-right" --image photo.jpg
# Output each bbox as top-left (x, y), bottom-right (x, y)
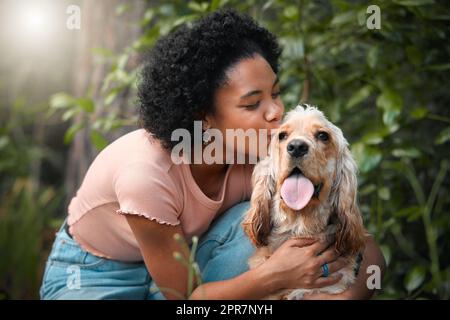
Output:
top-left (278, 131), bottom-right (288, 140)
top-left (317, 131), bottom-right (329, 142)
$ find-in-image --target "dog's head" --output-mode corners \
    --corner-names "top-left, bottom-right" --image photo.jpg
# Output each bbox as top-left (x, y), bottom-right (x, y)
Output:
top-left (243, 104), bottom-right (365, 255)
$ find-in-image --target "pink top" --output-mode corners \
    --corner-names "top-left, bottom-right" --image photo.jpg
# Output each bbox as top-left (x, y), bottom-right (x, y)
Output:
top-left (67, 129), bottom-right (254, 262)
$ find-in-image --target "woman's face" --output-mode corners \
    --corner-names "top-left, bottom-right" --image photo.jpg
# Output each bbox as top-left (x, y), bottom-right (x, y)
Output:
top-left (205, 54), bottom-right (284, 162)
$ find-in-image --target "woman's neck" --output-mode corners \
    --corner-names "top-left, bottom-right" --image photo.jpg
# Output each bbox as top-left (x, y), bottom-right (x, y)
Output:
top-left (189, 162), bottom-right (229, 181)
top-left (189, 163), bottom-right (230, 200)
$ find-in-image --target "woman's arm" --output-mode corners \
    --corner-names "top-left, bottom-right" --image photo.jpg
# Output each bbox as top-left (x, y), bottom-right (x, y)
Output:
top-left (303, 235), bottom-right (386, 300)
top-left (191, 238), bottom-right (345, 299)
top-left (127, 215), bottom-right (281, 299)
top-left (126, 215), bottom-right (193, 299)
top-left (190, 262), bottom-right (278, 300)
top-left (127, 216), bottom-right (345, 300)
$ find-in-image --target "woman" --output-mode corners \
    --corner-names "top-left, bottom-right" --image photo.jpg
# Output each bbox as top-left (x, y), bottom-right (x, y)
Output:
top-left (40, 9), bottom-right (385, 300)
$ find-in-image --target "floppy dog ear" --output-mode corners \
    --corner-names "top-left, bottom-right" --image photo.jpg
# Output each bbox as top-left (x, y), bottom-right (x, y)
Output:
top-left (330, 142), bottom-right (366, 256)
top-left (242, 156), bottom-right (276, 247)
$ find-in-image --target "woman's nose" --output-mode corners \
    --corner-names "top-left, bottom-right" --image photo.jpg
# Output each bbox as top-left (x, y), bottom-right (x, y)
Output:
top-left (265, 101), bottom-right (284, 123)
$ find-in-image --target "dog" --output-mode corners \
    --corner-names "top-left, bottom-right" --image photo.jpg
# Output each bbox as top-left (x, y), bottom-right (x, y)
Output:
top-left (242, 104), bottom-right (367, 300)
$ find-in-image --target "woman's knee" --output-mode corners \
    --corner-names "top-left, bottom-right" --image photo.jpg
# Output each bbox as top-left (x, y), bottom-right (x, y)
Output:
top-left (195, 201), bottom-right (256, 282)
top-left (203, 201), bottom-right (250, 239)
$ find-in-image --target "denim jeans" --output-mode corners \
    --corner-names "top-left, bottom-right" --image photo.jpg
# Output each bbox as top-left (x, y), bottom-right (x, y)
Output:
top-left (39, 201), bottom-right (255, 299)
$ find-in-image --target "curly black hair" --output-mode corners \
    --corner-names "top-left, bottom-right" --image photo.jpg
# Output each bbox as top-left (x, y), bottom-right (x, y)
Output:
top-left (137, 8), bottom-right (282, 150)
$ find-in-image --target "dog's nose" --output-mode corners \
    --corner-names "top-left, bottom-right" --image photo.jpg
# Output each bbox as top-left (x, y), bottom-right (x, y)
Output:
top-left (287, 139), bottom-right (309, 158)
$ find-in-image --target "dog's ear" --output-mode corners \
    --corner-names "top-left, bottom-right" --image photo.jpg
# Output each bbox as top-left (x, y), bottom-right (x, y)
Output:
top-left (242, 156), bottom-right (276, 247)
top-left (330, 142), bottom-right (366, 256)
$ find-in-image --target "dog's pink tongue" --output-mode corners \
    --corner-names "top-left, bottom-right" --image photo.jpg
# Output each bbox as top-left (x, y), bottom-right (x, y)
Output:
top-left (281, 173), bottom-right (314, 210)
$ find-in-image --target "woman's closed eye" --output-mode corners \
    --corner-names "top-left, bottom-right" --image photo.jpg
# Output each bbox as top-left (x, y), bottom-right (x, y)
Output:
top-left (242, 91), bottom-right (281, 110)
top-left (243, 101), bottom-right (261, 110)
top-left (271, 90), bottom-right (281, 99)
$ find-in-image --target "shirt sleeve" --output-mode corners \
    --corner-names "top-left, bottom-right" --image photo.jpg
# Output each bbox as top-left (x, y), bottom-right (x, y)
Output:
top-left (113, 161), bottom-right (181, 226)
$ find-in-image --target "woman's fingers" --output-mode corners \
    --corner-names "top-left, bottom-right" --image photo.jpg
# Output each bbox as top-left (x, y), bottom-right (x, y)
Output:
top-left (324, 257), bottom-right (348, 275)
top-left (307, 240), bottom-right (332, 256)
top-left (316, 247), bottom-right (341, 266)
top-left (312, 272), bottom-right (343, 288)
top-left (285, 237), bottom-right (318, 248)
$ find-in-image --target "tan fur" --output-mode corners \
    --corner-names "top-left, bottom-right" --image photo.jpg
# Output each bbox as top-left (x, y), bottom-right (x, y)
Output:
top-left (242, 104), bottom-right (367, 299)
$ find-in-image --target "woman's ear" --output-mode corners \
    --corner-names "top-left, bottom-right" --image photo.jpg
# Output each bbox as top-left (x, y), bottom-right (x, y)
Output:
top-left (202, 111), bottom-right (217, 130)
top-left (330, 143), bottom-right (366, 256)
top-left (242, 155), bottom-right (276, 247)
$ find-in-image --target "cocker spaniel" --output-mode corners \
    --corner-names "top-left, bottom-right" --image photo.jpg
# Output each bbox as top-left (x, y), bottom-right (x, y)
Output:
top-left (242, 104), bottom-right (367, 300)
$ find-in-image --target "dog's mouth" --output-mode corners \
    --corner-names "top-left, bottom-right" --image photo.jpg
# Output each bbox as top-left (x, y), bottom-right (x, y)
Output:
top-left (280, 167), bottom-right (323, 211)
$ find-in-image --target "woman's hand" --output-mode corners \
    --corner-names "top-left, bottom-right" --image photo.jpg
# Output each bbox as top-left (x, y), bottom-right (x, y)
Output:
top-left (258, 237), bottom-right (349, 291)
top-left (302, 235), bottom-right (386, 300)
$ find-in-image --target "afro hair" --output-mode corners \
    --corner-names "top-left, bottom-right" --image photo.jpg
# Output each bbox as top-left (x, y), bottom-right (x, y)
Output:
top-left (137, 8), bottom-right (282, 150)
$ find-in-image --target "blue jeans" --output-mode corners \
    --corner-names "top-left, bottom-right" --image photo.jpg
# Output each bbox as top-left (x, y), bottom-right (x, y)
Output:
top-left (39, 201), bottom-right (255, 299)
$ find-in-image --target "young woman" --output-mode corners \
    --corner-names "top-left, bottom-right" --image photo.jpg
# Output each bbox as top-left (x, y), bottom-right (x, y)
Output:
top-left (40, 9), bottom-right (385, 300)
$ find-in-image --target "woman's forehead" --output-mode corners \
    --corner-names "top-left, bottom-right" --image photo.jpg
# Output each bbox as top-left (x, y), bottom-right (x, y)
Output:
top-left (223, 55), bottom-right (277, 92)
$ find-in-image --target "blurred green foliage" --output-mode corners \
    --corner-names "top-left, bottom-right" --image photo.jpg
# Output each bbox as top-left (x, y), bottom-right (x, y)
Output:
top-left (1, 0), bottom-right (449, 299)
top-left (0, 99), bottom-right (64, 299)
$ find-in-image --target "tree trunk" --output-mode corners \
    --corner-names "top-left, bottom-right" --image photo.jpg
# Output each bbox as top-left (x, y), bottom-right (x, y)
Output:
top-left (64, 0), bottom-right (146, 209)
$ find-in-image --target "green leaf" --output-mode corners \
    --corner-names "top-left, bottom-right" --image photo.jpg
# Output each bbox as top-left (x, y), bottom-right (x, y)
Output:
top-left (376, 89), bottom-right (403, 112)
top-left (105, 90), bottom-right (118, 106)
top-left (423, 63), bottom-right (450, 71)
top-left (283, 5), bottom-right (299, 20)
top-left (330, 11), bottom-right (355, 26)
top-left (410, 107), bottom-right (428, 119)
top-left (115, 69), bottom-right (130, 83)
top-left (377, 89), bottom-right (403, 128)
top-left (64, 123), bottom-right (83, 144)
top-left (394, 206), bottom-right (422, 219)
top-left (392, 148), bottom-right (421, 158)
top-left (173, 14), bottom-right (198, 28)
top-left (75, 98), bottom-right (94, 113)
top-left (116, 3), bottom-right (131, 16)
top-left (62, 108), bottom-right (78, 121)
top-left (132, 26), bottom-right (160, 51)
top-left (394, 0), bottom-right (434, 6)
top-left (435, 127), bottom-right (450, 145)
top-left (404, 266), bottom-right (426, 292)
top-left (90, 130), bottom-right (108, 150)
top-left (383, 110), bottom-right (401, 128)
top-left (359, 183), bottom-right (377, 196)
top-left (0, 136), bottom-right (10, 150)
top-left (347, 85), bottom-right (372, 109)
top-left (367, 46), bottom-right (379, 69)
top-left (380, 245), bottom-right (391, 266)
top-left (351, 143), bottom-right (383, 173)
top-left (361, 127), bottom-right (390, 145)
top-left (141, 9), bottom-right (155, 26)
top-left (262, 0), bottom-right (275, 11)
top-left (117, 54), bottom-right (129, 70)
top-left (357, 8), bottom-right (367, 26)
top-left (406, 209), bottom-right (423, 222)
top-left (378, 187), bottom-right (391, 200)
top-left (188, 1), bottom-right (208, 13)
top-left (209, 0), bottom-right (222, 11)
top-left (50, 93), bottom-right (75, 109)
